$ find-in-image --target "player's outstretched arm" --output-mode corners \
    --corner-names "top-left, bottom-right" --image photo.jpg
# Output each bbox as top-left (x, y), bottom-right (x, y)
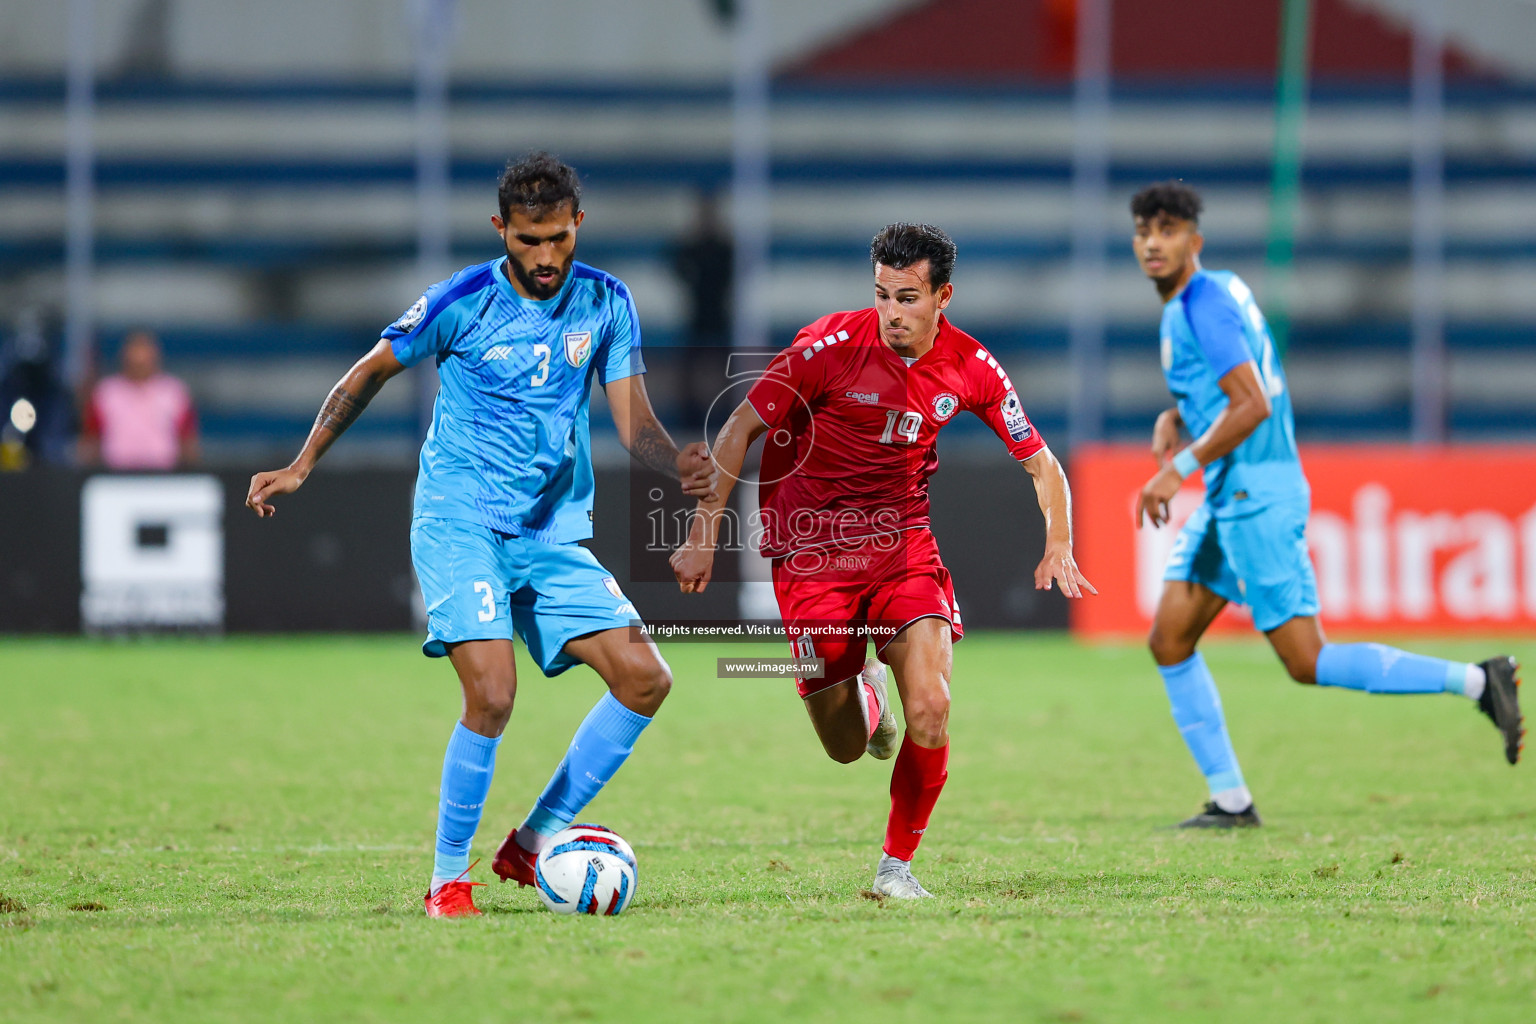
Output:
top-left (245, 340), bottom-right (405, 518)
top-left (606, 375), bottom-right (717, 501)
top-left (670, 398), bottom-right (769, 594)
top-left (1137, 360), bottom-right (1270, 528)
top-left (1022, 447), bottom-right (1097, 598)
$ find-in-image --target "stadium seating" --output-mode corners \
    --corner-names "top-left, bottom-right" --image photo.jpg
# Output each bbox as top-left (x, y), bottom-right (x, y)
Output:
top-left (2, 78), bottom-right (1534, 459)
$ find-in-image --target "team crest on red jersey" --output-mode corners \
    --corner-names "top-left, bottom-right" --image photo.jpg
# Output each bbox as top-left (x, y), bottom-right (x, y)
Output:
top-left (563, 331), bottom-right (593, 368)
top-left (931, 392), bottom-right (959, 421)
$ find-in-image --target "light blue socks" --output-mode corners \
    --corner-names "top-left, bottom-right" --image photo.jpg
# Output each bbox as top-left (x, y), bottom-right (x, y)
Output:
top-left (516, 693), bottom-right (652, 849)
top-left (1316, 643), bottom-right (1481, 698)
top-left (1158, 653), bottom-right (1252, 811)
top-left (1157, 644), bottom-right (1483, 819)
top-left (431, 722), bottom-right (502, 891)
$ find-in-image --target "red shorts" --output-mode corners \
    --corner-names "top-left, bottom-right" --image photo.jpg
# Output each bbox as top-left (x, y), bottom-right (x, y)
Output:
top-left (771, 529), bottom-right (964, 697)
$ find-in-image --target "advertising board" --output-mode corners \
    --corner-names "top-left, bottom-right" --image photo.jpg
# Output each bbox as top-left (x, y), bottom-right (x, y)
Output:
top-left (1072, 446), bottom-right (1536, 637)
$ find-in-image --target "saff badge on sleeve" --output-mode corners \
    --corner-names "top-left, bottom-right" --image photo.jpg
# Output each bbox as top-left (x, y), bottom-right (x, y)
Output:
top-left (563, 331), bottom-right (593, 368)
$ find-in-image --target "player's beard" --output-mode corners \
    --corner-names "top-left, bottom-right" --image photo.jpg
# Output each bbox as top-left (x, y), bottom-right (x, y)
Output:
top-left (507, 250), bottom-right (575, 300)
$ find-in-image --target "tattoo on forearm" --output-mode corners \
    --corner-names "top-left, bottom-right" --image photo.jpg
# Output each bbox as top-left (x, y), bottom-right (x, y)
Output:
top-left (631, 418), bottom-right (680, 478)
top-left (313, 379), bottom-right (381, 441)
top-left (287, 360), bottom-right (391, 472)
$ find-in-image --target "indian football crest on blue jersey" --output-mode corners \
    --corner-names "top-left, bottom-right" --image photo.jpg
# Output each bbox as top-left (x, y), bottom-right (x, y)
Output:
top-left (564, 331), bottom-right (593, 368)
top-left (603, 576), bottom-right (638, 616)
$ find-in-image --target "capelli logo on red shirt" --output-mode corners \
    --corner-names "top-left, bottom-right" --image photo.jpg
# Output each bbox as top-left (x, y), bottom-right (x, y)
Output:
top-left (844, 390), bottom-right (881, 404)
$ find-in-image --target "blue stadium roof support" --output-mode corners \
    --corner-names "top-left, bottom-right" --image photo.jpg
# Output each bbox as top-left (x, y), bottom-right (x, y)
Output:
top-left (5, 155), bottom-right (1536, 190)
top-left (6, 236), bottom-right (1536, 275)
top-left (2, 76), bottom-right (1535, 106)
top-left (198, 410), bottom-right (418, 441)
top-left (119, 321), bottom-right (1535, 360)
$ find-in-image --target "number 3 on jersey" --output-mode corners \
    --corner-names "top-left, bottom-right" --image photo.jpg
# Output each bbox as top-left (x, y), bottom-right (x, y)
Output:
top-left (530, 343), bottom-right (552, 387)
top-left (880, 410), bottom-right (923, 444)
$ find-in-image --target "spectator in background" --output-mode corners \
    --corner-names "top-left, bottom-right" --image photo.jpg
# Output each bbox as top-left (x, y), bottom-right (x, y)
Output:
top-left (670, 189), bottom-right (734, 431)
top-left (672, 189), bottom-right (733, 349)
top-left (81, 329), bottom-right (198, 470)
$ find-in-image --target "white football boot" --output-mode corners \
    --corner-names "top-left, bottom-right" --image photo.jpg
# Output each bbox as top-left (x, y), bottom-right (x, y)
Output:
top-left (862, 658), bottom-right (899, 760)
top-left (871, 854), bottom-right (934, 899)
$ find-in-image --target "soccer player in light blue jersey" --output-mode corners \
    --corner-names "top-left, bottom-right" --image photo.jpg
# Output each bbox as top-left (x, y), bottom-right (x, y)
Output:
top-left (246, 153), bottom-right (716, 915)
top-left (1128, 181), bottom-right (1523, 828)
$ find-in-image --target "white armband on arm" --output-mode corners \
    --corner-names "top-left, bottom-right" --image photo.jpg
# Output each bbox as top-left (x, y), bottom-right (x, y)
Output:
top-left (1172, 447), bottom-right (1201, 479)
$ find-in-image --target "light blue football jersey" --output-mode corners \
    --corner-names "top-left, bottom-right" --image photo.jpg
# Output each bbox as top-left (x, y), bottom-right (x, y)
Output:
top-left (1159, 269), bottom-right (1308, 513)
top-left (384, 257), bottom-right (644, 542)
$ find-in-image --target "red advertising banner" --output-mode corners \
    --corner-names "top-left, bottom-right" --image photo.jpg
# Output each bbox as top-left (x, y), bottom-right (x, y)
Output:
top-left (1072, 445), bottom-right (1536, 637)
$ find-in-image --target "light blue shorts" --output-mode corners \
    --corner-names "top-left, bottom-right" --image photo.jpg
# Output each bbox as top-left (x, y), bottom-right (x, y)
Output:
top-left (1162, 497), bottom-right (1319, 633)
top-left (409, 517), bottom-right (640, 676)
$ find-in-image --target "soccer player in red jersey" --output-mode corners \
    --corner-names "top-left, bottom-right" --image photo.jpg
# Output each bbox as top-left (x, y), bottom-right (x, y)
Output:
top-left (670, 223), bottom-right (1096, 897)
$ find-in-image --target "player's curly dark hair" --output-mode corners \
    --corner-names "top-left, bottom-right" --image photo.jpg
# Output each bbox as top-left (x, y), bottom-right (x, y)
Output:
top-left (869, 223), bottom-right (957, 290)
top-left (1130, 180), bottom-right (1203, 224)
top-left (498, 151), bottom-right (583, 220)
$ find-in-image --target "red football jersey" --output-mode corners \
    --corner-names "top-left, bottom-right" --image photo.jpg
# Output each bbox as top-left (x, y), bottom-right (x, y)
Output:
top-left (745, 307), bottom-right (1045, 558)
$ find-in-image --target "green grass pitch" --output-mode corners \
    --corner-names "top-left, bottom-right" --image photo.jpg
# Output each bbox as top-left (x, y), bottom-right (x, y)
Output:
top-left (1, 633), bottom-right (1532, 1023)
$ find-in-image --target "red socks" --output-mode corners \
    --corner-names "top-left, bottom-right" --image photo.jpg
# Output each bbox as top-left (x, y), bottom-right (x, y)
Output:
top-left (861, 682), bottom-right (881, 740)
top-left (883, 734), bottom-right (949, 860)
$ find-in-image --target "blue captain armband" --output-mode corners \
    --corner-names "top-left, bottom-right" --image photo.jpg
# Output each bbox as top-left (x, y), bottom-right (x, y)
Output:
top-left (1172, 447), bottom-right (1201, 479)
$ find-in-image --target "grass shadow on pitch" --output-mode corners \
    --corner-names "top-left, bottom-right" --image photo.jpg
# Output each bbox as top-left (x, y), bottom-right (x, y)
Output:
top-left (479, 902), bottom-right (550, 917)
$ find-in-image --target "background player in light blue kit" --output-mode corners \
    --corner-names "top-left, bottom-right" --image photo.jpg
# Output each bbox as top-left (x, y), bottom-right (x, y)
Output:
top-left (246, 153), bottom-right (716, 915)
top-left (1128, 181), bottom-right (1523, 828)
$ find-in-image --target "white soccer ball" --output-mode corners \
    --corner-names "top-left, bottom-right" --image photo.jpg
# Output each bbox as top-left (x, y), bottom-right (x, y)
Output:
top-left (533, 823), bottom-right (637, 916)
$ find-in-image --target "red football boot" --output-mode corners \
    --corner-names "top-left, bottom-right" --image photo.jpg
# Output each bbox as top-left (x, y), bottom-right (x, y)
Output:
top-left (491, 831), bottom-right (537, 887)
top-left (423, 860), bottom-right (485, 918)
